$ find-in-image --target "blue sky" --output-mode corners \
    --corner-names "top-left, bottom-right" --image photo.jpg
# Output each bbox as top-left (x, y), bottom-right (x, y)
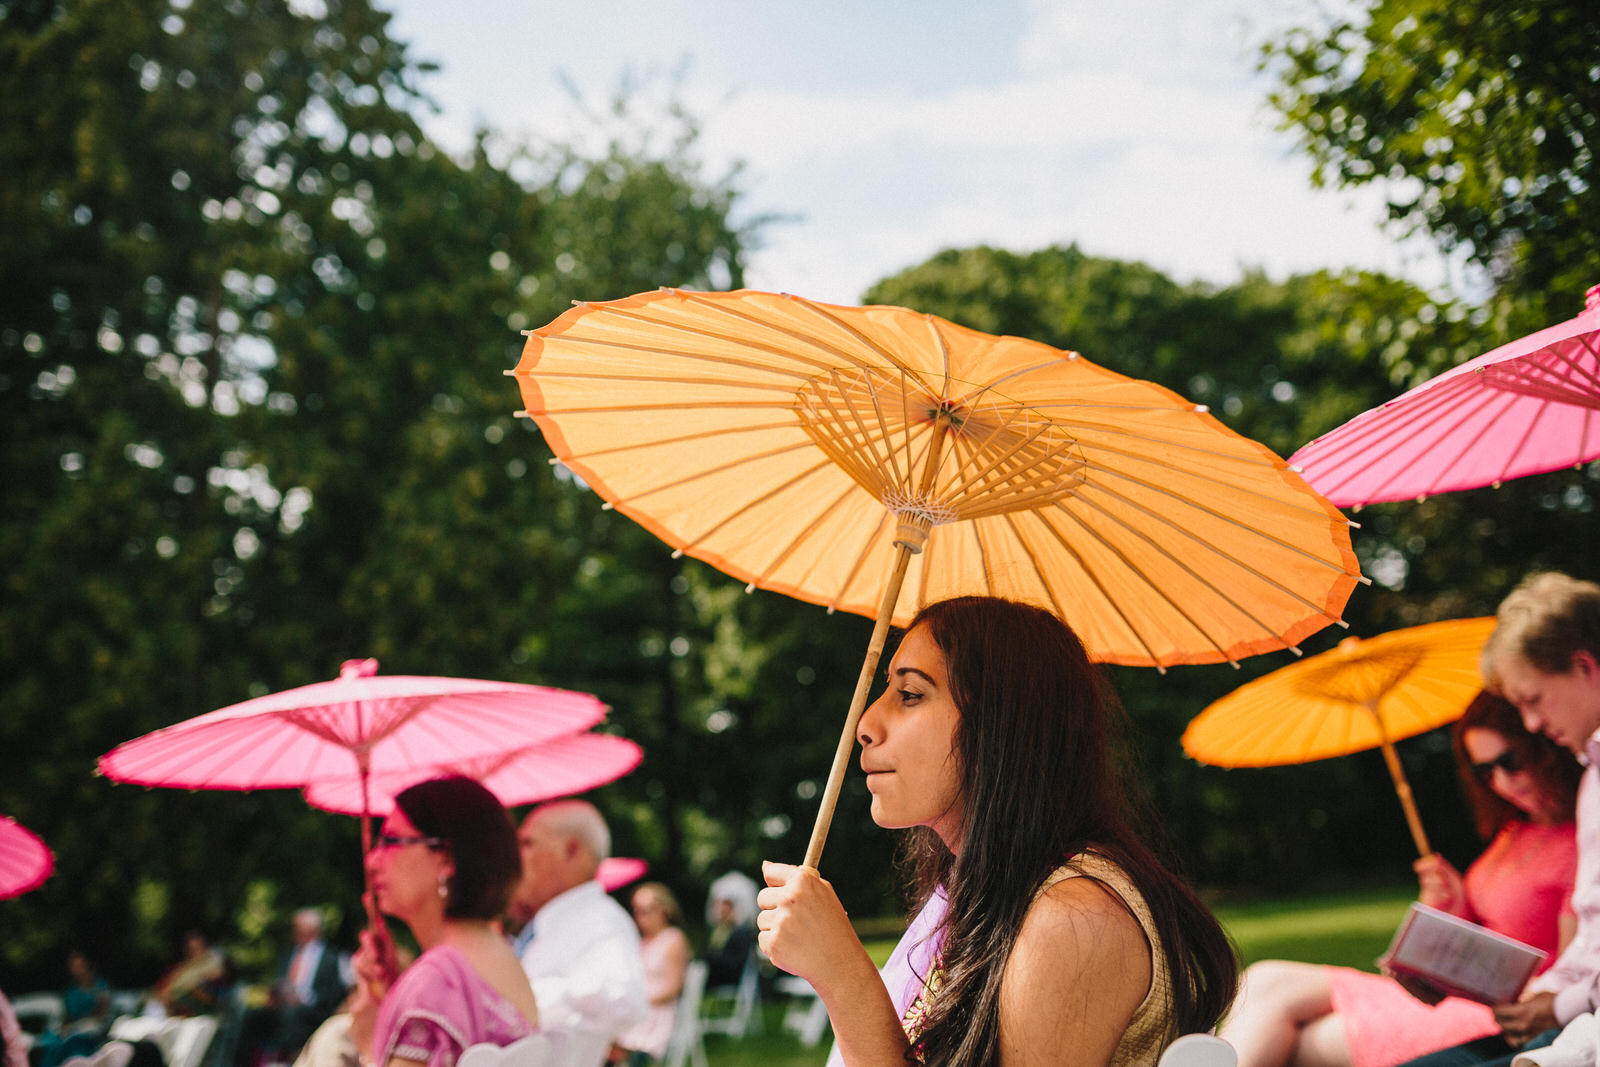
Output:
top-left (380, 0), bottom-right (1461, 307)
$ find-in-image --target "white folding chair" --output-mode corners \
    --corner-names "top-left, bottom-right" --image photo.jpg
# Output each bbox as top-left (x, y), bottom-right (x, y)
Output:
top-left (163, 1015), bottom-right (219, 1067)
top-left (93, 1041), bottom-right (137, 1067)
top-left (11, 992), bottom-right (66, 1036)
top-left (457, 1033), bottom-right (551, 1067)
top-left (107, 1016), bottom-right (169, 1046)
top-left (775, 975), bottom-right (830, 1048)
top-left (61, 1040), bottom-right (137, 1067)
top-left (662, 960), bottom-right (709, 1067)
top-left (1157, 1033), bottom-right (1239, 1067)
top-left (533, 1029), bottom-right (610, 1067)
top-left (698, 950), bottom-right (763, 1039)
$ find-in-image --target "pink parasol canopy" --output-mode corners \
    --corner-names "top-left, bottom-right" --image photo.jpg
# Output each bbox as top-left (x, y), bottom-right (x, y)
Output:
top-left (0, 815), bottom-right (54, 899)
top-left (98, 658), bottom-right (608, 980)
top-left (302, 731), bottom-right (642, 816)
top-left (1291, 285), bottom-right (1600, 507)
top-left (98, 659), bottom-right (607, 792)
top-left (597, 856), bottom-right (648, 893)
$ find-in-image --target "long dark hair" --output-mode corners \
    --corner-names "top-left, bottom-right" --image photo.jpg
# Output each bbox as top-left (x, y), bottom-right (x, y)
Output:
top-left (900, 596), bottom-right (1238, 1066)
top-left (1452, 690), bottom-right (1581, 840)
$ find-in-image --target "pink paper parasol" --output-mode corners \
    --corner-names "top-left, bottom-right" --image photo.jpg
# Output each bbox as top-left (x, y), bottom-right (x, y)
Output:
top-left (1292, 285), bottom-right (1600, 506)
top-left (302, 731), bottom-right (642, 816)
top-left (99, 658), bottom-right (607, 979)
top-left (0, 815), bottom-right (54, 899)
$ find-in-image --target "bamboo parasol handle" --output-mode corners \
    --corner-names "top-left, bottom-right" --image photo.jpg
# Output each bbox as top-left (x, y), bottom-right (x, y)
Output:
top-left (1362, 701), bottom-right (1432, 858)
top-left (358, 769), bottom-right (401, 987)
top-left (802, 418), bottom-right (949, 872)
top-left (802, 541), bottom-right (916, 871)
top-left (1378, 739), bottom-right (1432, 858)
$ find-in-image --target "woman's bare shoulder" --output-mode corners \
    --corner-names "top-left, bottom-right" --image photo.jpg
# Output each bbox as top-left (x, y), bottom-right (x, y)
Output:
top-left (996, 876), bottom-right (1152, 1064)
top-left (1021, 875), bottom-right (1150, 969)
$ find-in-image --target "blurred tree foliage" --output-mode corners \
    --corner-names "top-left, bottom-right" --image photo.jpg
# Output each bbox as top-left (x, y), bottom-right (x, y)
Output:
top-left (1261, 0), bottom-right (1599, 323)
top-left (0, 0), bottom-right (830, 991)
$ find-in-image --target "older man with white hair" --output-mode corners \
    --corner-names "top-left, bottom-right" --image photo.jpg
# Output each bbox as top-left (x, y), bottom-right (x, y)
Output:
top-left (509, 799), bottom-right (647, 1067)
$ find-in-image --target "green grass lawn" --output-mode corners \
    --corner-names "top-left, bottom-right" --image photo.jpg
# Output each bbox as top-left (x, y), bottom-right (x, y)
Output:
top-left (1214, 882), bottom-right (1415, 971)
top-left (699, 883), bottom-right (1416, 1067)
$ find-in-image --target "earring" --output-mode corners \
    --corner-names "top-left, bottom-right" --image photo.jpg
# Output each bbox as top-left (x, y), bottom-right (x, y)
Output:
top-left (437, 873), bottom-right (449, 901)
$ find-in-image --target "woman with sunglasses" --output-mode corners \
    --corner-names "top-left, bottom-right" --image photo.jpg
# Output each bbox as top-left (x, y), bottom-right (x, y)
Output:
top-left (1222, 692), bottom-right (1581, 1067)
top-left (348, 776), bottom-right (538, 1067)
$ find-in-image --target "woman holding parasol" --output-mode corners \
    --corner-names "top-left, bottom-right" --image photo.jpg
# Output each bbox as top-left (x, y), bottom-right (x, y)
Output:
top-left (1220, 691), bottom-right (1579, 1067)
top-left (347, 776), bottom-right (538, 1067)
top-left (757, 595), bottom-right (1239, 1066)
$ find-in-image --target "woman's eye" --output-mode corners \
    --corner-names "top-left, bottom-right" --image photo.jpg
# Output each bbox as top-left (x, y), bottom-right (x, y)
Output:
top-left (899, 689), bottom-right (922, 703)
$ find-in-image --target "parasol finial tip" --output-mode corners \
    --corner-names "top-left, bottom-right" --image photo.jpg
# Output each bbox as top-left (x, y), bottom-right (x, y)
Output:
top-left (1194, 404), bottom-right (1208, 414)
top-left (671, 549), bottom-right (684, 559)
top-left (340, 658), bottom-right (379, 680)
top-left (601, 502), bottom-right (614, 511)
top-left (1337, 635), bottom-right (1363, 655)
top-left (745, 582), bottom-right (757, 593)
top-left (1585, 284), bottom-right (1599, 311)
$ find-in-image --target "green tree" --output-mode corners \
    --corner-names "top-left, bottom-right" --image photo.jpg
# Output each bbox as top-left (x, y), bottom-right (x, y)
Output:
top-left (1262, 0), bottom-right (1599, 320)
top-left (0, 0), bottom-right (776, 989)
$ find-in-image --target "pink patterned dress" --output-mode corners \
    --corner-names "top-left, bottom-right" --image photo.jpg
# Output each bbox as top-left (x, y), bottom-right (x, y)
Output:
top-left (1329, 819), bottom-right (1576, 1067)
top-left (371, 945), bottom-right (534, 1067)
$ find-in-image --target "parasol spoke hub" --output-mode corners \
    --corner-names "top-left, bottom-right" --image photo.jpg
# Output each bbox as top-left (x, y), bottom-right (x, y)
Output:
top-left (794, 365), bottom-right (1088, 523)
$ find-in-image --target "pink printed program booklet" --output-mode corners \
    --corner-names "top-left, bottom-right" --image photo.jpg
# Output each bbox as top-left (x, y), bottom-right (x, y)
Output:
top-left (1380, 902), bottom-right (1548, 1006)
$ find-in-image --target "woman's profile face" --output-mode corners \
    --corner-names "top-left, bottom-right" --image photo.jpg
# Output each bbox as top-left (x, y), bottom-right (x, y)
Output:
top-left (367, 808), bottom-right (451, 923)
top-left (857, 623), bottom-right (965, 848)
top-left (1463, 727), bottom-right (1561, 824)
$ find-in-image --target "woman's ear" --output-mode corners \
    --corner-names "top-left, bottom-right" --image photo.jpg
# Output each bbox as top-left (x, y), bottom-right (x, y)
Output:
top-left (1574, 649), bottom-right (1600, 680)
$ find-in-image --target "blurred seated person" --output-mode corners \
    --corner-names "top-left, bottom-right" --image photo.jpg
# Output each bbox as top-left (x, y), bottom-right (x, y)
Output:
top-left (508, 799), bottom-right (646, 1066)
top-left (152, 931), bottom-right (229, 1017)
top-left (240, 908), bottom-right (349, 1065)
top-left (347, 775), bottom-right (537, 1067)
top-left (613, 883), bottom-right (691, 1066)
top-left (702, 871), bottom-right (759, 991)
top-left (31, 950), bottom-right (112, 1067)
top-left (1221, 691), bottom-right (1581, 1067)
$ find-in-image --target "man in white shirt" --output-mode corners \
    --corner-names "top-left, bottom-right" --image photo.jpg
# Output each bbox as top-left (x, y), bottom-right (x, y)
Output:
top-left (511, 799), bottom-right (647, 1067)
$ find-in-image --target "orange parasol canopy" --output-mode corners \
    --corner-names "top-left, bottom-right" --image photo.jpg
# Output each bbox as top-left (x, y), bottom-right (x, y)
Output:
top-left (1182, 616), bottom-right (1498, 856)
top-left (511, 287), bottom-right (1365, 866)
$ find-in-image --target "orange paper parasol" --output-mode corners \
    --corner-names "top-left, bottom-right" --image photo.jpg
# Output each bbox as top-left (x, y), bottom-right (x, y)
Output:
top-left (1182, 616), bottom-right (1498, 857)
top-left (511, 287), bottom-right (1364, 867)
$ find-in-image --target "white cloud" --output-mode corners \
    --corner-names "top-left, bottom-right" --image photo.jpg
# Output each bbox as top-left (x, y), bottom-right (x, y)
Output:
top-left (383, 0), bottom-right (1456, 307)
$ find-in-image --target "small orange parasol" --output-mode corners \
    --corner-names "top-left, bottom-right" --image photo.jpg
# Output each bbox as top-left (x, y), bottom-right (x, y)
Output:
top-left (1182, 616), bottom-right (1498, 857)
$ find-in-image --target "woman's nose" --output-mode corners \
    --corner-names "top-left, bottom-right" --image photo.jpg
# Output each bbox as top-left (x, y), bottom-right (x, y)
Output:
top-left (858, 690), bottom-right (887, 746)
